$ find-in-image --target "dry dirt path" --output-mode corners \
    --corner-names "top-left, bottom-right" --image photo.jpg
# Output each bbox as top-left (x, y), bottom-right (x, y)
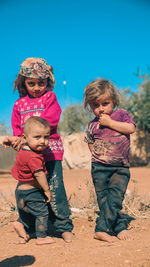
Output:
top-left (0, 167), bottom-right (150, 267)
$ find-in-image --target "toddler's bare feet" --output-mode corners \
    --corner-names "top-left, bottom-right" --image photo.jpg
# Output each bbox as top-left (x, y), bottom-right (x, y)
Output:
top-left (13, 221), bottom-right (29, 243)
top-left (94, 232), bottom-right (118, 243)
top-left (62, 232), bottom-right (75, 243)
top-left (117, 230), bottom-right (132, 240)
top-left (36, 236), bottom-right (55, 245)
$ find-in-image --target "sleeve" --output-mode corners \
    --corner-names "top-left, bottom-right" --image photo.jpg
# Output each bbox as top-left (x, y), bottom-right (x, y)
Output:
top-left (84, 122), bottom-right (95, 144)
top-left (42, 91), bottom-right (62, 127)
top-left (121, 109), bottom-right (136, 126)
top-left (11, 102), bottom-right (23, 136)
top-left (28, 155), bottom-right (45, 174)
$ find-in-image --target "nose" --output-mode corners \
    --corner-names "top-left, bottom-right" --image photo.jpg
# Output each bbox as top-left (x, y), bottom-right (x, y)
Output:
top-left (34, 83), bottom-right (40, 91)
top-left (99, 105), bottom-right (104, 114)
top-left (38, 137), bottom-right (45, 145)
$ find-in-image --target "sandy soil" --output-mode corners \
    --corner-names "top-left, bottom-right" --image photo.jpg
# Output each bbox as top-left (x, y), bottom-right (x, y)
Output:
top-left (0, 167), bottom-right (150, 267)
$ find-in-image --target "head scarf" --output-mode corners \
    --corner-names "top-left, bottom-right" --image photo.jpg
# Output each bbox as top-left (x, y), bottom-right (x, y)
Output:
top-left (19, 57), bottom-right (55, 84)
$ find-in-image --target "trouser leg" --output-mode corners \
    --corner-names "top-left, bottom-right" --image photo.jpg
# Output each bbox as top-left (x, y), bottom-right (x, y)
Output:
top-left (15, 188), bottom-right (35, 234)
top-left (46, 160), bottom-right (73, 233)
top-left (111, 167), bottom-right (130, 234)
top-left (91, 163), bottom-right (130, 233)
top-left (15, 188), bottom-right (49, 238)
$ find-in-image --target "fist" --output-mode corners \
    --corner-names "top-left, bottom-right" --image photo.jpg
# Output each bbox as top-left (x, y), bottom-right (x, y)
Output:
top-left (99, 114), bottom-right (112, 127)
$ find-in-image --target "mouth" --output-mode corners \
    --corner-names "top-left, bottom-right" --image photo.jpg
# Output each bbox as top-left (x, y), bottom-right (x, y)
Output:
top-left (34, 91), bottom-right (41, 95)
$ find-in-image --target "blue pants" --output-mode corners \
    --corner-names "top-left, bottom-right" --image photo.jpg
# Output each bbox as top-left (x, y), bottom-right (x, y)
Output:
top-left (91, 162), bottom-right (130, 234)
top-left (15, 188), bottom-right (49, 238)
top-left (46, 160), bottom-right (73, 233)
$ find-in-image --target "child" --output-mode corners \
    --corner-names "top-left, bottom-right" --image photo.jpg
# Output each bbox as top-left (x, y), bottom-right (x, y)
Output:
top-left (3, 57), bottom-right (74, 243)
top-left (11, 116), bottom-right (55, 245)
top-left (83, 78), bottom-right (136, 242)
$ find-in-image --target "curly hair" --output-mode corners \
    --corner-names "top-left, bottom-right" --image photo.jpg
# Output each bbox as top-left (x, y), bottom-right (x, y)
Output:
top-left (83, 78), bottom-right (120, 111)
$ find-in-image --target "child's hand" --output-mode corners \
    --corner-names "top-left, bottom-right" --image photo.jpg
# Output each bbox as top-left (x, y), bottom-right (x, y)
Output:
top-left (44, 190), bottom-right (52, 203)
top-left (2, 136), bottom-right (18, 148)
top-left (99, 114), bottom-right (112, 127)
top-left (2, 136), bottom-right (22, 151)
top-left (12, 137), bottom-right (23, 151)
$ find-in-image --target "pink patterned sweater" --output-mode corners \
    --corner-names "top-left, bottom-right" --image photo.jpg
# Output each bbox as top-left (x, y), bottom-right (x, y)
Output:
top-left (11, 91), bottom-right (64, 162)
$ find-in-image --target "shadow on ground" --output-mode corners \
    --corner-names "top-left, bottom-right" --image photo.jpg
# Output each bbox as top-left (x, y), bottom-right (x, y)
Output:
top-left (0, 255), bottom-right (35, 267)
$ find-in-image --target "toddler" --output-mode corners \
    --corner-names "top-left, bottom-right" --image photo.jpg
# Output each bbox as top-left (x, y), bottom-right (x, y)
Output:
top-left (11, 116), bottom-right (55, 245)
top-left (84, 78), bottom-right (136, 242)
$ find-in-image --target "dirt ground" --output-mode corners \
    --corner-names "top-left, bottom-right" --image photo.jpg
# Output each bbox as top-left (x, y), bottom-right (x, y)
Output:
top-left (0, 167), bottom-right (150, 267)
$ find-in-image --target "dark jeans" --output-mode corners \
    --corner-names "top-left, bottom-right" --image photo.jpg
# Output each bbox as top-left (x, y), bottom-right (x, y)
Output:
top-left (15, 188), bottom-right (49, 238)
top-left (46, 160), bottom-right (73, 233)
top-left (91, 162), bottom-right (130, 234)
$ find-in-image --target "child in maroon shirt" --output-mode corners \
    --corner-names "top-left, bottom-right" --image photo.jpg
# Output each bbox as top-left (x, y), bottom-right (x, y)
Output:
top-left (84, 78), bottom-right (136, 242)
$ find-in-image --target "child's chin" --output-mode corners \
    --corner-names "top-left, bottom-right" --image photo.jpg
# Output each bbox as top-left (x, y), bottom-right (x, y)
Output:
top-left (32, 146), bottom-right (44, 152)
top-left (37, 147), bottom-right (44, 151)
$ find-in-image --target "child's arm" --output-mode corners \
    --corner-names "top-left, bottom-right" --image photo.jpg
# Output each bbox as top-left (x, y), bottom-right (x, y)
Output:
top-left (99, 114), bottom-right (135, 134)
top-left (34, 171), bottom-right (51, 202)
top-left (42, 91), bottom-right (61, 127)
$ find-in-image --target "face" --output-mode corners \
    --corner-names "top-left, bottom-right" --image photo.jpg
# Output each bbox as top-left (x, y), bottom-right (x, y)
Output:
top-left (90, 94), bottom-right (114, 117)
top-left (24, 124), bottom-right (50, 152)
top-left (25, 78), bottom-right (47, 98)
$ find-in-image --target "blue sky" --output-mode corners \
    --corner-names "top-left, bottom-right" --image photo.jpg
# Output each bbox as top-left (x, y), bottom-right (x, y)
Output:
top-left (0, 0), bottom-right (150, 126)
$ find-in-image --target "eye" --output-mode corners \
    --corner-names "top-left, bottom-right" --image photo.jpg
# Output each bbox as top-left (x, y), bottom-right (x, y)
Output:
top-left (27, 82), bottom-right (35, 87)
top-left (34, 136), bottom-right (41, 140)
top-left (44, 135), bottom-right (50, 140)
top-left (38, 81), bottom-right (46, 86)
top-left (91, 103), bottom-right (99, 109)
top-left (103, 101), bottom-right (110, 106)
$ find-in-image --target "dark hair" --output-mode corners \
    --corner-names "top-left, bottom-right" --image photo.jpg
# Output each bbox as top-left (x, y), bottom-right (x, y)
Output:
top-left (83, 78), bottom-right (120, 111)
top-left (14, 74), bottom-right (54, 98)
top-left (24, 116), bottom-right (50, 134)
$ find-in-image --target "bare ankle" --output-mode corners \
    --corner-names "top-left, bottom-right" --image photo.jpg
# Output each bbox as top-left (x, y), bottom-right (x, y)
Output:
top-left (13, 221), bottom-right (29, 241)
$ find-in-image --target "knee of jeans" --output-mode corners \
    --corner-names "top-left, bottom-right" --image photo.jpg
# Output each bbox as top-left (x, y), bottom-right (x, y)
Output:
top-left (38, 224), bottom-right (45, 232)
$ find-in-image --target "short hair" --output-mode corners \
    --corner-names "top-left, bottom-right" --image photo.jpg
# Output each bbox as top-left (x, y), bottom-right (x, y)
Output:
top-left (24, 116), bottom-right (50, 135)
top-left (14, 74), bottom-right (54, 98)
top-left (83, 78), bottom-right (120, 111)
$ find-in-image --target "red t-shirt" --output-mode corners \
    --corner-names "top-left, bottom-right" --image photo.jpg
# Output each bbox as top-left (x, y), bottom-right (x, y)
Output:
top-left (11, 147), bottom-right (47, 182)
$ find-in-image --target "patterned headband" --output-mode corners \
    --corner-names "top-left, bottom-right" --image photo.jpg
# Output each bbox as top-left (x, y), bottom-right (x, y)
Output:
top-left (19, 57), bottom-right (55, 84)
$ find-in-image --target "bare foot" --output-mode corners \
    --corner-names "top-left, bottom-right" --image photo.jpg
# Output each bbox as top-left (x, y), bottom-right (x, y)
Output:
top-left (13, 236), bottom-right (27, 244)
top-left (117, 230), bottom-right (132, 240)
top-left (13, 221), bottom-right (29, 242)
top-left (94, 232), bottom-right (118, 243)
top-left (36, 236), bottom-right (55, 245)
top-left (62, 232), bottom-right (75, 243)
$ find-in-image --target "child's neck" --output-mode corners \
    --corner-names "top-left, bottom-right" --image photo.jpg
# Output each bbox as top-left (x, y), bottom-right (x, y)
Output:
top-left (22, 143), bottom-right (42, 154)
top-left (27, 91), bottom-right (47, 99)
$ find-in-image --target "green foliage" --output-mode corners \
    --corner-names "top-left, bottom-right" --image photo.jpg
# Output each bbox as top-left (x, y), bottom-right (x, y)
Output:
top-left (133, 81), bottom-right (150, 132)
top-left (58, 104), bottom-right (94, 134)
top-left (120, 88), bottom-right (134, 114)
top-left (120, 79), bottom-right (150, 163)
top-left (120, 81), bottom-right (150, 133)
